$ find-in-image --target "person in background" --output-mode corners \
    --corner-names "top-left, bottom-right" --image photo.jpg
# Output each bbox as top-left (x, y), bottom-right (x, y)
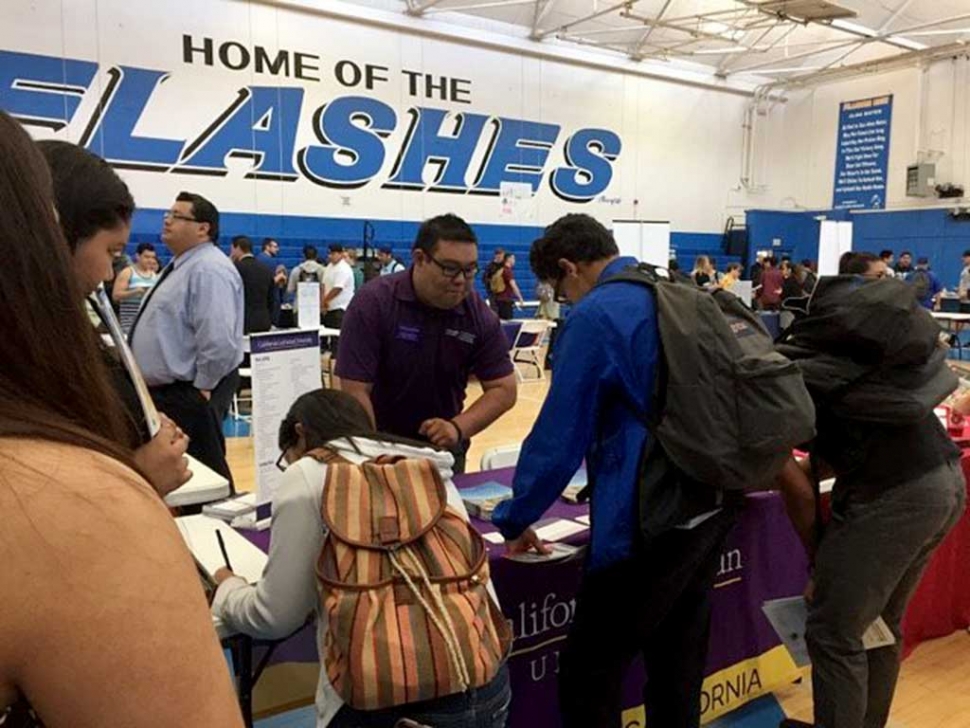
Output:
top-left (909, 257), bottom-right (944, 310)
top-left (709, 257), bottom-right (723, 286)
top-left (492, 214), bottom-right (738, 728)
top-left (494, 253), bottom-right (525, 321)
top-left (958, 250), bottom-right (970, 300)
top-left (482, 247), bottom-right (505, 312)
top-left (749, 251), bottom-right (766, 288)
top-left (336, 214), bottom-right (517, 474)
top-left (322, 243), bottom-right (355, 329)
top-left (895, 250), bottom-right (913, 278)
top-left (113, 242), bottom-right (159, 336)
top-left (757, 256), bottom-right (783, 311)
top-left (799, 259), bottom-right (818, 293)
top-left (720, 262), bottom-right (742, 292)
top-left (839, 251), bottom-right (888, 279)
top-left (230, 235), bottom-right (275, 335)
top-left (377, 245), bottom-right (405, 276)
top-left (211, 388), bottom-right (511, 728)
top-left (879, 250), bottom-right (896, 278)
top-left (289, 244), bottom-right (327, 288)
top-left (691, 255), bottom-right (714, 287)
top-left (779, 260), bottom-right (805, 330)
top-left (536, 279), bottom-right (560, 321)
top-left (129, 192), bottom-right (243, 484)
top-left (345, 248), bottom-right (365, 292)
top-left (0, 109), bottom-right (243, 728)
top-left (39, 140), bottom-right (191, 498)
top-left (257, 238), bottom-right (287, 324)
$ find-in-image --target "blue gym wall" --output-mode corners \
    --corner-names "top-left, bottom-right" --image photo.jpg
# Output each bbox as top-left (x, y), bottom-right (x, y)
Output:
top-left (127, 209), bottom-right (734, 301)
top-left (746, 207), bottom-right (970, 288)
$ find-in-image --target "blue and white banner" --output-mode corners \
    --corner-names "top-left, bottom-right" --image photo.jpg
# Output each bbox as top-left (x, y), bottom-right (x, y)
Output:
top-left (832, 95), bottom-right (893, 210)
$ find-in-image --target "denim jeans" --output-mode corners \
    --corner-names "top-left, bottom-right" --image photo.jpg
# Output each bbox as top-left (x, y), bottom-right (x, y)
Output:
top-left (328, 666), bottom-right (510, 728)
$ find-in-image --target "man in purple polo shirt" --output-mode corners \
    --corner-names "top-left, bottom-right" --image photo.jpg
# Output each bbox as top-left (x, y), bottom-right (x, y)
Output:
top-left (336, 214), bottom-right (517, 473)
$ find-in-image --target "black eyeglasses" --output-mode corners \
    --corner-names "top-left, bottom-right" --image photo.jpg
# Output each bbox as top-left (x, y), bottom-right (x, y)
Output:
top-left (275, 450), bottom-right (289, 472)
top-left (428, 254), bottom-right (479, 280)
top-left (164, 211), bottom-right (198, 223)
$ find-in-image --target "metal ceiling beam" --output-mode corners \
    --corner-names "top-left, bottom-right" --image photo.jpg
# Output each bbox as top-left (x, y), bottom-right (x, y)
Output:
top-left (531, 0), bottom-right (559, 39)
top-left (717, 19), bottom-right (791, 73)
top-left (766, 40), bottom-right (970, 89)
top-left (406, 0), bottom-right (449, 15)
top-left (628, 0), bottom-right (673, 58)
top-left (878, 0), bottom-right (918, 33)
top-left (424, 0), bottom-right (537, 14)
top-left (727, 11), bottom-right (970, 75)
top-left (536, 0), bottom-right (640, 41)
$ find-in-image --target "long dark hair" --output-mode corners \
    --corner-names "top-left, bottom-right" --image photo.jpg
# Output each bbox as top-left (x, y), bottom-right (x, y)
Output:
top-left (0, 111), bottom-right (136, 467)
top-left (279, 389), bottom-right (431, 454)
top-left (35, 140), bottom-right (135, 251)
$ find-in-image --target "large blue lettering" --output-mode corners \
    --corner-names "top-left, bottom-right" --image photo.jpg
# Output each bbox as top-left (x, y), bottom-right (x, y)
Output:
top-left (550, 128), bottom-right (621, 202)
top-left (81, 66), bottom-right (184, 170)
top-left (0, 50), bottom-right (97, 130)
top-left (297, 96), bottom-right (396, 189)
top-left (386, 108), bottom-right (488, 192)
top-left (179, 86), bottom-right (304, 180)
top-left (472, 118), bottom-right (560, 195)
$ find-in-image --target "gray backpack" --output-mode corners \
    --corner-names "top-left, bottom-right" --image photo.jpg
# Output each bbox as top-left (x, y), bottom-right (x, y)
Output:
top-left (601, 264), bottom-right (816, 492)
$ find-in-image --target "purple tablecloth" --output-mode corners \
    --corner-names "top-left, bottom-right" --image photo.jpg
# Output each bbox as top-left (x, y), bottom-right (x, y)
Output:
top-left (239, 468), bottom-right (809, 725)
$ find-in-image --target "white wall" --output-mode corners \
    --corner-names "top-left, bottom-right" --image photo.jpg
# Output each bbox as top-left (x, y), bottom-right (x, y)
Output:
top-left (0, 0), bottom-right (762, 234)
top-left (755, 56), bottom-right (970, 211)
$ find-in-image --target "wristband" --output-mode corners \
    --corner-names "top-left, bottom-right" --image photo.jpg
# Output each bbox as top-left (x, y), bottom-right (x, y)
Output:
top-left (449, 419), bottom-right (465, 444)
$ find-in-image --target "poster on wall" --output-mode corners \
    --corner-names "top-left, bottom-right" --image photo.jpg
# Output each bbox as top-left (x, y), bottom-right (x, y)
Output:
top-left (832, 95), bottom-right (893, 210)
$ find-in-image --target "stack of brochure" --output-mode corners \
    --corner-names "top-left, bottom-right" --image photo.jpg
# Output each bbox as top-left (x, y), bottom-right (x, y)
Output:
top-left (202, 492), bottom-right (258, 522)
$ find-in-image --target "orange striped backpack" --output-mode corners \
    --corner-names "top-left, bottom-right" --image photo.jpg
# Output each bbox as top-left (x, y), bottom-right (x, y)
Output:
top-left (313, 451), bottom-right (511, 709)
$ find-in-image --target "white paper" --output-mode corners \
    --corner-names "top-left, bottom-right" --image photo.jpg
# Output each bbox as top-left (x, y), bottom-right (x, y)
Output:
top-left (297, 282), bottom-right (321, 329)
top-left (733, 280), bottom-right (754, 308)
top-left (164, 455), bottom-right (231, 507)
top-left (763, 596), bottom-right (896, 669)
top-left (499, 181), bottom-right (536, 220)
top-left (175, 514), bottom-right (268, 584)
top-left (90, 287), bottom-right (161, 437)
top-left (482, 531), bottom-right (506, 545)
top-left (534, 518), bottom-right (589, 542)
top-left (574, 514), bottom-right (591, 526)
top-left (505, 542), bottom-right (580, 564)
top-left (250, 330), bottom-right (322, 503)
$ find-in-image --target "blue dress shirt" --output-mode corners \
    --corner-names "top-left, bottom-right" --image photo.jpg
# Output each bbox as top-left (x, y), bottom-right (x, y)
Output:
top-left (492, 256), bottom-right (659, 571)
top-left (130, 242), bottom-right (244, 390)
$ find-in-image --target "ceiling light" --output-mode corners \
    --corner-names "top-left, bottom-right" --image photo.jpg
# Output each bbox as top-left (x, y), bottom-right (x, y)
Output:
top-left (693, 46), bottom-right (749, 55)
top-left (889, 35), bottom-right (929, 51)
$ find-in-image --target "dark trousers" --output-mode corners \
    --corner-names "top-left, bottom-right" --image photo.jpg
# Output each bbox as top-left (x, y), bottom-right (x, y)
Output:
top-left (322, 309), bottom-right (345, 356)
top-left (150, 380), bottom-right (234, 489)
top-left (559, 509), bottom-right (738, 728)
top-left (496, 300), bottom-right (514, 321)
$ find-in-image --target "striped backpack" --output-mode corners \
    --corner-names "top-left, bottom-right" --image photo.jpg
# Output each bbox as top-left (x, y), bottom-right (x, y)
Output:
top-left (314, 452), bottom-right (511, 710)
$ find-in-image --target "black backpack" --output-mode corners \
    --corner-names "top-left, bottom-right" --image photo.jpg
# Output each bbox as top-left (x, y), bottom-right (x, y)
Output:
top-left (600, 264), bottom-right (816, 492)
top-left (298, 266), bottom-right (321, 284)
top-left (776, 275), bottom-right (956, 423)
top-left (909, 269), bottom-right (932, 301)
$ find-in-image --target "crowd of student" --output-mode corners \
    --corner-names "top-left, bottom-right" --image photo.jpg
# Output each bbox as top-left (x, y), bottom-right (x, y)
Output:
top-left (1, 103), bottom-right (967, 728)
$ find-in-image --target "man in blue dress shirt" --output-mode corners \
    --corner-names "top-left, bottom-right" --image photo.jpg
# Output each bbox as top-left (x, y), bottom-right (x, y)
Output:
top-left (492, 214), bottom-right (738, 728)
top-left (130, 192), bottom-right (243, 483)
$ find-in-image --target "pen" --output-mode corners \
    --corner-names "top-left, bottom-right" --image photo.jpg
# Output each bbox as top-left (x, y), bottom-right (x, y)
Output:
top-left (216, 529), bottom-right (233, 572)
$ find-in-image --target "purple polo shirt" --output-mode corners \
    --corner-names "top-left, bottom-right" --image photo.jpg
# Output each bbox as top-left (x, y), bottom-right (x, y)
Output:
top-left (335, 268), bottom-right (514, 441)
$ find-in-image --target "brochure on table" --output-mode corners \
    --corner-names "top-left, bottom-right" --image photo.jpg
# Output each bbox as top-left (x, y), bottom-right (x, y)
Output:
top-left (251, 329), bottom-right (322, 503)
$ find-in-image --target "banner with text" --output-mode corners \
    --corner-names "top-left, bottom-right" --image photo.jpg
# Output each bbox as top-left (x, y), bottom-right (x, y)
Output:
top-left (832, 95), bottom-right (893, 210)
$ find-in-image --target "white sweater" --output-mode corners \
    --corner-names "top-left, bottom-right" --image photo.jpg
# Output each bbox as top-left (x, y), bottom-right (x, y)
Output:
top-left (211, 438), bottom-right (486, 727)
